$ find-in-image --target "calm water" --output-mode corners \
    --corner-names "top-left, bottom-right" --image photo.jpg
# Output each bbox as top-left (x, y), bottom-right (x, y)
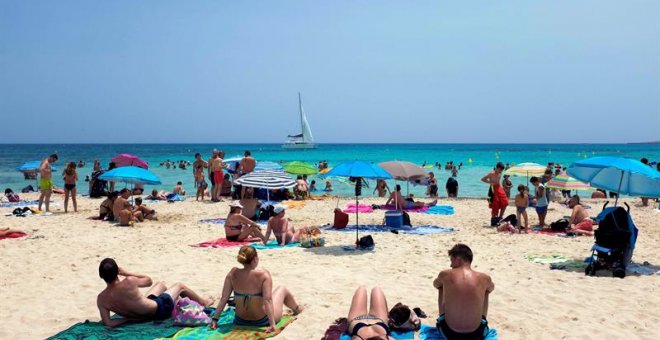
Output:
top-left (1, 144), bottom-right (658, 198)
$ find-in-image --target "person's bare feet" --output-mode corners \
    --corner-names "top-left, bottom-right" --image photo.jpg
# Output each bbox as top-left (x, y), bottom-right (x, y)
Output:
top-left (291, 304), bottom-right (305, 315)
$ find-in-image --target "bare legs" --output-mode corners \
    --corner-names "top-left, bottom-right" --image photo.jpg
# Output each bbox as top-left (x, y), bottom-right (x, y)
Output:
top-left (348, 286), bottom-right (389, 322)
top-left (166, 282), bottom-right (214, 307)
top-left (38, 189), bottom-right (52, 212)
top-left (271, 286), bottom-right (303, 323)
top-left (237, 226), bottom-right (266, 243)
top-left (64, 187), bottom-right (78, 213)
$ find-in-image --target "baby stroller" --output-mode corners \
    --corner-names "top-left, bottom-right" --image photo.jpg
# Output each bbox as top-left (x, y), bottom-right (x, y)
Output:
top-left (585, 202), bottom-right (638, 278)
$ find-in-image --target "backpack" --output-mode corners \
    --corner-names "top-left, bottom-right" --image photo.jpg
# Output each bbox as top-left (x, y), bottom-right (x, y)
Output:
top-left (550, 218), bottom-right (569, 231)
top-left (357, 235), bottom-right (374, 249)
top-left (402, 211), bottom-right (411, 226)
top-left (501, 214), bottom-right (518, 227)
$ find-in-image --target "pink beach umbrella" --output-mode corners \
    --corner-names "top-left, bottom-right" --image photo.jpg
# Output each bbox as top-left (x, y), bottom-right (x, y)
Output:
top-left (111, 154), bottom-right (149, 169)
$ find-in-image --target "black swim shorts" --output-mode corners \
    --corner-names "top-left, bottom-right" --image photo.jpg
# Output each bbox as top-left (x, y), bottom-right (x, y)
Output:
top-left (147, 293), bottom-right (175, 320)
top-left (436, 314), bottom-right (489, 340)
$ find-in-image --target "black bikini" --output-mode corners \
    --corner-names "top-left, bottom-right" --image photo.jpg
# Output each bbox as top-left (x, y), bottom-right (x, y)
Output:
top-left (350, 315), bottom-right (390, 340)
top-left (226, 224), bottom-right (242, 242)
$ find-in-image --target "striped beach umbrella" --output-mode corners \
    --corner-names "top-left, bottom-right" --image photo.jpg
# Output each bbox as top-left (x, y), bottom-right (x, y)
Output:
top-left (504, 162), bottom-right (547, 183)
top-left (233, 170), bottom-right (296, 203)
top-left (283, 161), bottom-right (318, 175)
top-left (545, 172), bottom-right (593, 191)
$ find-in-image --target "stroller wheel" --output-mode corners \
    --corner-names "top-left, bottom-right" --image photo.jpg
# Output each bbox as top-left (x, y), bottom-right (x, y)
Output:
top-left (613, 267), bottom-right (626, 279)
top-left (585, 264), bottom-right (596, 276)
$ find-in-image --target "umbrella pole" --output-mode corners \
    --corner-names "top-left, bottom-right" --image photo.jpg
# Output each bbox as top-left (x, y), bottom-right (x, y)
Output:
top-left (355, 194), bottom-right (359, 244)
top-left (614, 171), bottom-right (624, 207)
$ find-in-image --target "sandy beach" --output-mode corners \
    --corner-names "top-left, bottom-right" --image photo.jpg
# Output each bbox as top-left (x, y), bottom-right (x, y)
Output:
top-left (1, 193), bottom-right (659, 340)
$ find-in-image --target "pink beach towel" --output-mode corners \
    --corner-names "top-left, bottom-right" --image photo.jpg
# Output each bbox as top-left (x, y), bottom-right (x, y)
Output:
top-left (0, 232), bottom-right (27, 240)
top-left (343, 203), bottom-right (374, 213)
top-left (379, 205), bottom-right (429, 213)
top-left (190, 237), bottom-right (260, 248)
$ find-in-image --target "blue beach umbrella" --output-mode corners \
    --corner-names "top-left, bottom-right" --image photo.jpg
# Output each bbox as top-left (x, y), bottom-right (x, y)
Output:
top-left (99, 166), bottom-right (161, 185)
top-left (16, 160), bottom-right (58, 172)
top-left (325, 161), bottom-right (392, 244)
top-left (567, 157), bottom-right (660, 205)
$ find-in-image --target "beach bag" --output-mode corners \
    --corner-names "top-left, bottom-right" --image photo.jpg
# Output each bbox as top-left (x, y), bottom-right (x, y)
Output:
top-left (7, 194), bottom-right (20, 202)
top-left (333, 208), bottom-right (349, 229)
top-left (388, 303), bottom-right (421, 332)
top-left (357, 235), bottom-right (374, 249)
top-left (402, 211), bottom-right (411, 226)
top-left (550, 218), bottom-right (570, 231)
top-left (172, 297), bottom-right (211, 327)
top-left (501, 214), bottom-right (518, 226)
top-left (300, 227), bottom-right (325, 248)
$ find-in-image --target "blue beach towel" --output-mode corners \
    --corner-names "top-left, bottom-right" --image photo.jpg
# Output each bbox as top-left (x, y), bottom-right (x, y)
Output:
top-left (420, 324), bottom-right (498, 340)
top-left (425, 205), bottom-right (455, 215)
top-left (250, 240), bottom-right (300, 250)
top-left (0, 200), bottom-right (43, 208)
top-left (340, 329), bottom-right (414, 340)
top-left (324, 224), bottom-right (457, 235)
top-left (199, 218), bottom-right (227, 224)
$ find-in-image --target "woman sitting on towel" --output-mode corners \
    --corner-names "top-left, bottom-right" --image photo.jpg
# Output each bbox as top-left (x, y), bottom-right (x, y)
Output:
top-left (264, 205), bottom-right (301, 246)
top-left (347, 286), bottom-right (394, 340)
top-left (224, 201), bottom-right (267, 243)
top-left (210, 246), bottom-right (304, 332)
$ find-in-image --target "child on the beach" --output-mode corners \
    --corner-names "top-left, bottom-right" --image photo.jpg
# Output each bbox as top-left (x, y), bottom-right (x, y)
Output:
top-left (194, 165), bottom-right (207, 201)
top-left (134, 197), bottom-right (157, 220)
top-left (514, 185), bottom-right (529, 231)
top-left (310, 180), bottom-right (317, 192)
top-left (324, 180), bottom-right (333, 192)
top-left (119, 201), bottom-right (137, 226)
top-left (173, 181), bottom-right (186, 196)
top-left (62, 162), bottom-right (78, 213)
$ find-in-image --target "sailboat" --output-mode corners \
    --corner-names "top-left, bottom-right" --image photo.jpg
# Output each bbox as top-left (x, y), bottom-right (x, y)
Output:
top-left (282, 92), bottom-right (317, 149)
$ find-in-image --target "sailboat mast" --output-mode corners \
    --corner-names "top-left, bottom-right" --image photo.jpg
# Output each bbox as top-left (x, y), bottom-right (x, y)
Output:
top-left (298, 92), bottom-right (304, 136)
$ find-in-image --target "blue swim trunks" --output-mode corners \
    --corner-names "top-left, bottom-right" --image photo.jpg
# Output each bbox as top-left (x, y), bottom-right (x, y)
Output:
top-left (535, 205), bottom-right (548, 214)
top-left (147, 293), bottom-right (175, 320)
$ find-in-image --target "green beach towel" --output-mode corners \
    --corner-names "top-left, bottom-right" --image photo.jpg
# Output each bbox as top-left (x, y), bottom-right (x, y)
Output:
top-left (161, 308), bottom-right (295, 340)
top-left (47, 318), bottom-right (181, 340)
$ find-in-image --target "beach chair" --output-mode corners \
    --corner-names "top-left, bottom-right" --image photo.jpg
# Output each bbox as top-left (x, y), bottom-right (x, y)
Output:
top-left (585, 202), bottom-right (638, 278)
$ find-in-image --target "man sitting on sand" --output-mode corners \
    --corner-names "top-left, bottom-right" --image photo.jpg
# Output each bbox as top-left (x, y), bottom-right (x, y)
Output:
top-left (119, 201), bottom-right (141, 226)
top-left (113, 189), bottom-right (132, 220)
top-left (134, 197), bottom-right (157, 220)
top-left (96, 258), bottom-right (213, 327)
top-left (433, 244), bottom-right (494, 340)
top-left (567, 196), bottom-right (594, 235)
top-left (386, 184), bottom-right (437, 210)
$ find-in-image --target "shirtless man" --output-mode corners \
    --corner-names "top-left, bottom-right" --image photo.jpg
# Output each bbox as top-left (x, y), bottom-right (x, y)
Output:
top-left (207, 150), bottom-right (219, 200)
top-left (481, 162), bottom-right (508, 226)
top-left (209, 150), bottom-right (226, 201)
top-left (96, 258), bottom-right (212, 327)
top-left (238, 151), bottom-right (256, 198)
top-left (386, 184), bottom-right (437, 210)
top-left (567, 196), bottom-right (594, 235)
top-left (113, 189), bottom-right (131, 220)
top-left (433, 244), bottom-right (494, 340)
top-left (38, 154), bottom-right (58, 212)
top-left (119, 201), bottom-right (138, 226)
top-left (134, 197), bottom-right (157, 220)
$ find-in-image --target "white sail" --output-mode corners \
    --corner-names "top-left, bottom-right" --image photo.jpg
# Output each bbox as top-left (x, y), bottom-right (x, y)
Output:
top-left (300, 99), bottom-right (314, 143)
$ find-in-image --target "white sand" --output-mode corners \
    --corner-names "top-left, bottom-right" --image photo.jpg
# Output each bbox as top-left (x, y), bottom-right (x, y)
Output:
top-left (1, 194), bottom-right (659, 339)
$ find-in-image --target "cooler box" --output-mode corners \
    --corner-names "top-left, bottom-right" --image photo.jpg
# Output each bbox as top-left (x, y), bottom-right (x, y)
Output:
top-left (385, 210), bottom-right (403, 228)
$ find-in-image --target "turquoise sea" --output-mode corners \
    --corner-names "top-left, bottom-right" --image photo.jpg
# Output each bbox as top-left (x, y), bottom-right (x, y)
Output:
top-left (1, 144), bottom-right (658, 198)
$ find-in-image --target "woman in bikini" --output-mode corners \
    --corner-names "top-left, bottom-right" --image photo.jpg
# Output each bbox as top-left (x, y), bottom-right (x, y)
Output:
top-left (347, 286), bottom-right (394, 340)
top-left (264, 205), bottom-right (301, 245)
top-left (224, 202), bottom-right (267, 243)
top-left (62, 162), bottom-right (78, 213)
top-left (210, 246), bottom-right (303, 332)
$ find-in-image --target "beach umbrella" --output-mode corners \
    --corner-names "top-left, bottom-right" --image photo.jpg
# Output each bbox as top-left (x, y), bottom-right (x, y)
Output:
top-left (16, 160), bottom-right (58, 189)
top-left (254, 161), bottom-right (284, 171)
top-left (283, 161), bottom-right (318, 175)
top-left (233, 170), bottom-right (296, 203)
top-left (111, 154), bottom-right (149, 169)
top-left (545, 172), bottom-right (593, 192)
top-left (567, 157), bottom-right (660, 205)
top-left (99, 166), bottom-right (161, 185)
top-left (504, 162), bottom-right (546, 183)
top-left (378, 161), bottom-right (426, 181)
top-left (319, 167), bottom-right (332, 174)
top-left (223, 157), bottom-right (243, 174)
top-left (325, 161), bottom-right (392, 244)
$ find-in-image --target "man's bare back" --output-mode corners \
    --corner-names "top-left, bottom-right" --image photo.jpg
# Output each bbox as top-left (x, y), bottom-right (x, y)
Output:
top-left (40, 158), bottom-right (52, 179)
top-left (97, 277), bottom-right (157, 321)
top-left (240, 156), bottom-right (256, 174)
top-left (435, 267), bottom-right (493, 332)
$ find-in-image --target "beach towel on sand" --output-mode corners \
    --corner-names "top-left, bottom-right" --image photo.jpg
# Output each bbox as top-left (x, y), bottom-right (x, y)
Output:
top-left (324, 224), bottom-right (457, 235)
top-left (0, 232), bottom-right (27, 240)
top-left (339, 329), bottom-right (415, 339)
top-left (250, 240), bottom-right (300, 250)
top-left (191, 238), bottom-right (260, 248)
top-left (47, 318), bottom-right (182, 340)
top-left (0, 200), bottom-right (42, 208)
top-left (379, 205), bottom-right (429, 213)
top-left (161, 308), bottom-right (295, 340)
top-left (343, 203), bottom-right (374, 213)
top-left (424, 205), bottom-right (455, 215)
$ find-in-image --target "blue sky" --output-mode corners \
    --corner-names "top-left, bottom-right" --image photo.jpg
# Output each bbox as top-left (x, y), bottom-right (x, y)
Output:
top-left (1, 1), bottom-right (658, 143)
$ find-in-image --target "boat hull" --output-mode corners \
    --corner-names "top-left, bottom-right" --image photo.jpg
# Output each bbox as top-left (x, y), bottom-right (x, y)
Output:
top-left (281, 143), bottom-right (317, 149)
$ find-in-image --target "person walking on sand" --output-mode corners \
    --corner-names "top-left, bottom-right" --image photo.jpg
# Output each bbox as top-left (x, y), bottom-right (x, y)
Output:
top-left (433, 244), bottom-right (494, 340)
top-left (530, 176), bottom-right (548, 228)
top-left (62, 161), bottom-right (78, 213)
top-left (38, 154), bottom-right (58, 212)
top-left (96, 258), bottom-right (213, 327)
top-left (210, 246), bottom-right (303, 332)
top-left (481, 162), bottom-right (508, 226)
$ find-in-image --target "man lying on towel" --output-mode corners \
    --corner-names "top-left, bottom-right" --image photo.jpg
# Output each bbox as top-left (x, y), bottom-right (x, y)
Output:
top-left (96, 258), bottom-right (213, 327)
top-left (433, 244), bottom-right (494, 340)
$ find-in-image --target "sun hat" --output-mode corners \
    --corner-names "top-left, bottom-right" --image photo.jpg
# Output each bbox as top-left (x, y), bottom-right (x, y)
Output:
top-left (273, 205), bottom-right (286, 215)
top-left (229, 201), bottom-right (243, 209)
